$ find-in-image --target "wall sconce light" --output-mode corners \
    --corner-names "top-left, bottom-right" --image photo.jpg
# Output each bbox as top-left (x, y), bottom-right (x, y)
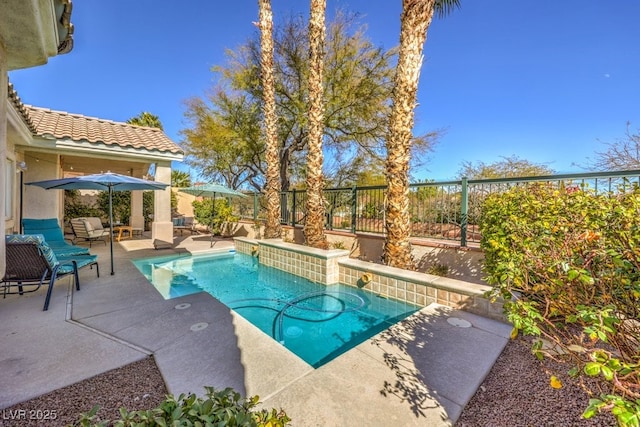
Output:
top-left (17, 161), bottom-right (27, 171)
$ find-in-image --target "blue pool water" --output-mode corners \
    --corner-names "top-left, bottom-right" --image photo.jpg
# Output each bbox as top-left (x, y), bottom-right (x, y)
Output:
top-left (132, 251), bottom-right (419, 367)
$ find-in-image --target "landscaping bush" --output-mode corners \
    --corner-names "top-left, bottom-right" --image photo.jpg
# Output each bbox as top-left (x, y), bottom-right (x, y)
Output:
top-left (64, 190), bottom-right (104, 220)
top-left (74, 386), bottom-right (290, 426)
top-left (193, 198), bottom-right (239, 235)
top-left (95, 190), bottom-right (155, 230)
top-left (480, 183), bottom-right (640, 426)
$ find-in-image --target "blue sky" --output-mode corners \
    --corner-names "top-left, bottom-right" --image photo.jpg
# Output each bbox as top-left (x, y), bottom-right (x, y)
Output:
top-left (9, 0), bottom-right (640, 182)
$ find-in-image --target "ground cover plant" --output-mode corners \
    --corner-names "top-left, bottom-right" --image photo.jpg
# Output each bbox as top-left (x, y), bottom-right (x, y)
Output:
top-left (480, 183), bottom-right (640, 426)
top-left (74, 387), bottom-right (290, 427)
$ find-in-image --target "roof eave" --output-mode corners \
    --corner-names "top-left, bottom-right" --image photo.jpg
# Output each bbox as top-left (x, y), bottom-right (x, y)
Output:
top-left (47, 138), bottom-right (185, 162)
top-left (7, 101), bottom-right (35, 144)
top-left (2, 0), bottom-right (74, 71)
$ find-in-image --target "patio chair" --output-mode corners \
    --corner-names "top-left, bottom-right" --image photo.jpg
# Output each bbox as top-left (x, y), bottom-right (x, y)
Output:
top-left (70, 217), bottom-right (110, 247)
top-left (2, 234), bottom-right (99, 311)
top-left (174, 216), bottom-right (197, 235)
top-left (22, 218), bottom-right (91, 257)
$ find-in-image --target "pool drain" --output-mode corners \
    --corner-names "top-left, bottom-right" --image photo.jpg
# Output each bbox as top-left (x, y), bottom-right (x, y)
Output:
top-left (175, 303), bottom-right (191, 310)
top-left (190, 322), bottom-right (208, 331)
top-left (447, 317), bottom-right (472, 328)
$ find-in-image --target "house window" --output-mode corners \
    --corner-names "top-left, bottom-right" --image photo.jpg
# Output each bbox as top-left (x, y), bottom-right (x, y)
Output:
top-left (5, 159), bottom-right (14, 220)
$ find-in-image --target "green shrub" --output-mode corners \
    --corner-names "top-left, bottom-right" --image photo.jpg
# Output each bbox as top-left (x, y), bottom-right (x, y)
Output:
top-left (193, 198), bottom-right (239, 235)
top-left (427, 263), bottom-right (449, 277)
top-left (64, 190), bottom-right (104, 220)
top-left (73, 387), bottom-right (290, 426)
top-left (480, 183), bottom-right (640, 426)
top-left (331, 240), bottom-right (346, 249)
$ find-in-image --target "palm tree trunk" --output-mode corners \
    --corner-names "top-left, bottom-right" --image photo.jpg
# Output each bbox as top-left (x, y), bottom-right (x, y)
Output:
top-left (304, 0), bottom-right (329, 249)
top-left (258, 0), bottom-right (282, 239)
top-left (384, 0), bottom-right (436, 268)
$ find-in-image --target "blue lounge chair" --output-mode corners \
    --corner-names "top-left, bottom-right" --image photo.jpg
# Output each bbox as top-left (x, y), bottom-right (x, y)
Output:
top-left (2, 234), bottom-right (99, 311)
top-left (22, 218), bottom-right (90, 257)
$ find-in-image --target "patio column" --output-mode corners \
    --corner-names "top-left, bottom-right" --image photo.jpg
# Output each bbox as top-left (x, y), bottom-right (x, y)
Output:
top-left (0, 50), bottom-right (7, 278)
top-left (151, 163), bottom-right (172, 243)
top-left (130, 190), bottom-right (144, 231)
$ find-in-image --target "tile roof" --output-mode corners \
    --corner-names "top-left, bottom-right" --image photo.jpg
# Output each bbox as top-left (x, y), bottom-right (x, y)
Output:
top-left (26, 105), bottom-right (183, 155)
top-left (8, 82), bottom-right (37, 134)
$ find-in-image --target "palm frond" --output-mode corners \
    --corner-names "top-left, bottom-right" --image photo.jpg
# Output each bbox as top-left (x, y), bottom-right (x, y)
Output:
top-left (435, 0), bottom-right (461, 18)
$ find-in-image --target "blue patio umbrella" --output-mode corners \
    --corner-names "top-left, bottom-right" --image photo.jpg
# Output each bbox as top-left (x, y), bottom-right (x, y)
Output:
top-left (27, 171), bottom-right (169, 275)
top-left (179, 183), bottom-right (247, 247)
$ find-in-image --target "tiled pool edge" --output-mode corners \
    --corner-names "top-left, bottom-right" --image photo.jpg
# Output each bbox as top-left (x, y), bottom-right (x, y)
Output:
top-left (235, 237), bottom-right (504, 321)
top-left (338, 258), bottom-right (504, 321)
top-left (235, 237), bottom-right (349, 285)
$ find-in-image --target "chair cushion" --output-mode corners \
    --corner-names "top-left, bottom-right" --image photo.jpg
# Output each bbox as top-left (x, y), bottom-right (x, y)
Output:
top-left (81, 218), bottom-right (95, 232)
top-left (86, 217), bottom-right (104, 230)
top-left (57, 254), bottom-right (98, 274)
top-left (49, 243), bottom-right (91, 257)
top-left (22, 218), bottom-right (66, 243)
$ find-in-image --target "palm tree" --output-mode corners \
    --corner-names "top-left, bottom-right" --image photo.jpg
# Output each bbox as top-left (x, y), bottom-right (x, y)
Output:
top-left (258, 0), bottom-right (282, 239)
top-left (383, 0), bottom-right (460, 268)
top-left (127, 112), bottom-right (164, 130)
top-left (303, 0), bottom-right (329, 249)
top-left (171, 170), bottom-right (192, 188)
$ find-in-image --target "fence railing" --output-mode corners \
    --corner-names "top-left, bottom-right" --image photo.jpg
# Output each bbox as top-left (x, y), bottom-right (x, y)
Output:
top-left (233, 170), bottom-right (640, 246)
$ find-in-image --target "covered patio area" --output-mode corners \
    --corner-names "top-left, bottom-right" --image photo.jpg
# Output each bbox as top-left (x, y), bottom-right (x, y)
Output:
top-left (7, 89), bottom-right (184, 243)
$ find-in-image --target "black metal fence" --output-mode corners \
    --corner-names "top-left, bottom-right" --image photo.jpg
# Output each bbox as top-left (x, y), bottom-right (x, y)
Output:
top-left (233, 170), bottom-right (640, 246)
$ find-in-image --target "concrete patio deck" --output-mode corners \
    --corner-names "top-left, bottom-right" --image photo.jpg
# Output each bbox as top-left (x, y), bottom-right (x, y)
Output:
top-left (0, 233), bottom-right (511, 426)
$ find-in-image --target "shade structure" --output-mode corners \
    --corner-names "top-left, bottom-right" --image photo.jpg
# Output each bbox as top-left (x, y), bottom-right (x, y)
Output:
top-left (179, 183), bottom-right (247, 247)
top-left (27, 171), bottom-right (169, 275)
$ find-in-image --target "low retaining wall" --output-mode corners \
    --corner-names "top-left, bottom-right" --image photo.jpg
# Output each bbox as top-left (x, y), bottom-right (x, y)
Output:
top-left (235, 237), bottom-right (349, 285)
top-left (232, 221), bottom-right (486, 285)
top-left (339, 258), bottom-right (503, 321)
top-left (234, 237), bottom-right (504, 321)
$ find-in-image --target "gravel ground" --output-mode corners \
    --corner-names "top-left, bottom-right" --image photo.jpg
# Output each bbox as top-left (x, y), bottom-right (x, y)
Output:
top-left (456, 337), bottom-right (617, 427)
top-left (1, 341), bottom-right (618, 427)
top-left (0, 357), bottom-right (167, 427)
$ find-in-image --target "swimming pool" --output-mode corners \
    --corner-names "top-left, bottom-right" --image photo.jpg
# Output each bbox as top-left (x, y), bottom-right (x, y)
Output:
top-left (132, 251), bottom-right (419, 367)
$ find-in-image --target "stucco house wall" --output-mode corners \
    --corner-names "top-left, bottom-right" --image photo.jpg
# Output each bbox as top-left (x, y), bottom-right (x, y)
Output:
top-left (1, 0), bottom-right (75, 278)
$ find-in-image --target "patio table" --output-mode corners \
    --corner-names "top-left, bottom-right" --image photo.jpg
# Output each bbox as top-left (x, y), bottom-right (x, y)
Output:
top-left (114, 226), bottom-right (142, 241)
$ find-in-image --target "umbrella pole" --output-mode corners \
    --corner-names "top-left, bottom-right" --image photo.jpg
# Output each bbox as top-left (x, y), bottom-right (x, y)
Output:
top-left (210, 193), bottom-right (216, 247)
top-left (109, 187), bottom-right (115, 275)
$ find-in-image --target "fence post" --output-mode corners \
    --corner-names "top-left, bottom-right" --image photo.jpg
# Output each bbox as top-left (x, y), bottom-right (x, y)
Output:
top-left (460, 177), bottom-right (468, 247)
top-left (291, 189), bottom-right (297, 227)
top-left (351, 186), bottom-right (357, 234)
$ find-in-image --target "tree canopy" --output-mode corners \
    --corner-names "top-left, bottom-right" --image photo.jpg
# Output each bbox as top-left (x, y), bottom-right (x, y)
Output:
top-left (171, 170), bottom-right (192, 187)
top-left (457, 155), bottom-right (555, 180)
top-left (181, 11), bottom-right (437, 191)
top-left (582, 123), bottom-right (640, 171)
